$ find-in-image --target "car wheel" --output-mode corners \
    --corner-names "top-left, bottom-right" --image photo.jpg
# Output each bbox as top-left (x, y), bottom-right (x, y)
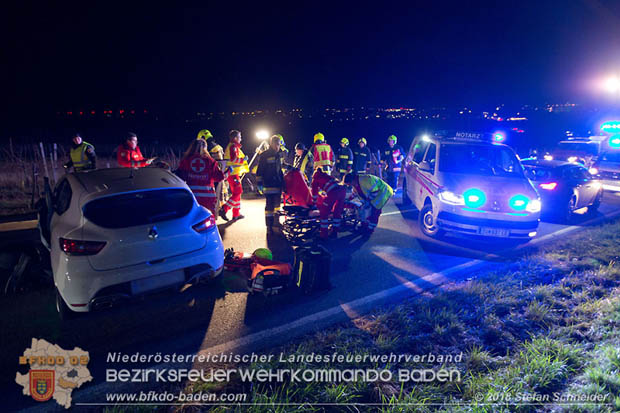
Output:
top-left (564, 195), bottom-right (577, 223)
top-left (402, 178), bottom-right (412, 206)
top-left (419, 203), bottom-right (443, 238)
top-left (588, 190), bottom-right (603, 214)
top-left (56, 289), bottom-right (81, 321)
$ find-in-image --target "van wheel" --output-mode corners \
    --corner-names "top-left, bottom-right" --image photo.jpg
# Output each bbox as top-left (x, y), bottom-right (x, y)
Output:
top-left (419, 203), bottom-right (443, 238)
top-left (56, 289), bottom-right (80, 321)
top-left (402, 178), bottom-right (412, 205)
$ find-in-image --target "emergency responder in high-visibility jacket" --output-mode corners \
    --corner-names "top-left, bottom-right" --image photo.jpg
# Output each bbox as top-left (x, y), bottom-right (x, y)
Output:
top-left (382, 135), bottom-right (405, 190)
top-left (276, 134), bottom-right (293, 174)
top-left (64, 133), bottom-right (96, 171)
top-left (311, 133), bottom-right (334, 174)
top-left (293, 142), bottom-right (314, 182)
top-left (220, 130), bottom-right (249, 221)
top-left (352, 137), bottom-right (372, 175)
top-left (256, 135), bottom-right (285, 234)
top-left (311, 168), bottom-right (346, 239)
top-left (335, 138), bottom-right (354, 180)
top-left (117, 132), bottom-right (156, 168)
top-left (344, 173), bottom-right (393, 234)
top-left (178, 139), bottom-right (228, 216)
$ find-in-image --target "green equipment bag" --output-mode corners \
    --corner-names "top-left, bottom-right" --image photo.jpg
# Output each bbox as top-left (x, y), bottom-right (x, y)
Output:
top-left (293, 244), bottom-right (332, 295)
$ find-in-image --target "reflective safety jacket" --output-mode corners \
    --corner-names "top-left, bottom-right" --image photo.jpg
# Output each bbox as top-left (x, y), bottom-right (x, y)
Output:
top-left (312, 143), bottom-right (334, 169)
top-left (353, 174), bottom-right (393, 210)
top-left (293, 150), bottom-right (314, 181)
top-left (224, 142), bottom-right (250, 176)
top-left (335, 146), bottom-right (354, 174)
top-left (311, 168), bottom-right (342, 204)
top-left (177, 154), bottom-right (225, 202)
top-left (352, 146), bottom-right (371, 174)
top-left (256, 148), bottom-right (284, 194)
top-left (69, 142), bottom-right (96, 171)
top-left (382, 145), bottom-right (405, 172)
top-left (117, 144), bottom-right (147, 168)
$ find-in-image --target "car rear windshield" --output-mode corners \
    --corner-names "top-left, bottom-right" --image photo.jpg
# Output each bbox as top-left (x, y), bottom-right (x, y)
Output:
top-left (83, 189), bottom-right (194, 228)
top-left (439, 144), bottom-right (524, 178)
top-left (557, 142), bottom-right (599, 155)
top-left (523, 165), bottom-right (558, 181)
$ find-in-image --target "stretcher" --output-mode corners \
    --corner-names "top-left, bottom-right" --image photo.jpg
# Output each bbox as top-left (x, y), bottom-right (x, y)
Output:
top-left (279, 170), bottom-right (363, 244)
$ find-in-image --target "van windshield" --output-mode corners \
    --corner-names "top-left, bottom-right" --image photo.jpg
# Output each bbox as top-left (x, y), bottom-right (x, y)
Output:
top-left (83, 188), bottom-right (194, 228)
top-left (439, 144), bottom-right (524, 178)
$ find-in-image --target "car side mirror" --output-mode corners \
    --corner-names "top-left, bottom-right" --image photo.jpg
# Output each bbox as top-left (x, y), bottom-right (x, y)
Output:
top-left (418, 161), bottom-right (432, 173)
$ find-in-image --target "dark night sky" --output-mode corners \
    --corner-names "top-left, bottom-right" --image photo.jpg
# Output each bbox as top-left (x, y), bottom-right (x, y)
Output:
top-left (2, 1), bottom-right (620, 117)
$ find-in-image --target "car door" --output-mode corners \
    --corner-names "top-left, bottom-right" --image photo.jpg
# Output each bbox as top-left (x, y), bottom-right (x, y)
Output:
top-left (406, 138), bottom-right (430, 207)
top-left (575, 167), bottom-right (598, 206)
top-left (415, 142), bottom-right (437, 205)
top-left (566, 166), bottom-right (594, 208)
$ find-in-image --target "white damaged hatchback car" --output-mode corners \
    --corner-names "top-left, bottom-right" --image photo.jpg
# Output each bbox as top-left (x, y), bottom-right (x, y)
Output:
top-left (38, 167), bottom-right (224, 319)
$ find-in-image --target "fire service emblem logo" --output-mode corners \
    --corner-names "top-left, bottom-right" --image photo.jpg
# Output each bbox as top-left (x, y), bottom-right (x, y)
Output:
top-left (29, 370), bottom-right (54, 402)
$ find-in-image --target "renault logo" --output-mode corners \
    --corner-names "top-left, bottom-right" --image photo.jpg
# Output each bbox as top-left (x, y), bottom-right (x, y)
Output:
top-left (148, 226), bottom-right (159, 240)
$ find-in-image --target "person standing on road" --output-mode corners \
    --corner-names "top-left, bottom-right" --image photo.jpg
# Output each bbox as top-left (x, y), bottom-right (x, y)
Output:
top-left (293, 142), bottom-right (314, 182)
top-left (256, 135), bottom-right (285, 234)
top-left (220, 130), bottom-right (249, 221)
top-left (177, 139), bottom-right (229, 216)
top-left (117, 132), bottom-right (155, 168)
top-left (311, 168), bottom-right (346, 239)
top-left (64, 133), bottom-right (96, 172)
top-left (382, 135), bottom-right (405, 190)
top-left (311, 133), bottom-right (334, 175)
top-left (344, 173), bottom-right (393, 235)
top-left (335, 138), bottom-right (354, 180)
top-left (352, 137), bottom-right (372, 175)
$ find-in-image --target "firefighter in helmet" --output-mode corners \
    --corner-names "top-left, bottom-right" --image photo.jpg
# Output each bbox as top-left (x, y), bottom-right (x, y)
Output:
top-left (335, 138), bottom-right (354, 180)
top-left (311, 133), bottom-right (334, 175)
top-left (352, 137), bottom-right (372, 175)
top-left (64, 133), bottom-right (96, 172)
top-left (220, 130), bottom-right (249, 221)
top-left (382, 135), bottom-right (405, 190)
top-left (293, 142), bottom-right (314, 182)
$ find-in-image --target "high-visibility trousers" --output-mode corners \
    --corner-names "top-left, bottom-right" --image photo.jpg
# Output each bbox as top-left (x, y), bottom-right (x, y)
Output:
top-left (318, 186), bottom-right (346, 239)
top-left (222, 175), bottom-right (243, 217)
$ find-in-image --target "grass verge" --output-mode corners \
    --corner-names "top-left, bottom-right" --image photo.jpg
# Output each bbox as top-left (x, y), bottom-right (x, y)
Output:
top-left (164, 219), bottom-right (620, 413)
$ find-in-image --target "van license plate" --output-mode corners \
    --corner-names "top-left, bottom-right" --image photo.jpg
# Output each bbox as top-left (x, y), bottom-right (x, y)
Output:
top-left (131, 270), bottom-right (184, 294)
top-left (480, 227), bottom-right (510, 237)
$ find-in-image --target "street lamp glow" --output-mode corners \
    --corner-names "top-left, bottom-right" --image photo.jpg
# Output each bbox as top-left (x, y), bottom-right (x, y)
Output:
top-left (421, 134), bottom-right (431, 142)
top-left (604, 76), bottom-right (620, 94)
top-left (256, 130), bottom-right (270, 140)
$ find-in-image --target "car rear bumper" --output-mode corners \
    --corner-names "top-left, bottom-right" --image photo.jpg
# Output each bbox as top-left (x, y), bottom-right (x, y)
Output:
top-left (437, 211), bottom-right (539, 239)
top-left (55, 232), bottom-right (224, 312)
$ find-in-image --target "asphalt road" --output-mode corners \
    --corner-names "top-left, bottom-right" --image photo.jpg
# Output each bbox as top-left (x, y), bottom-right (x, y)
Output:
top-left (5, 191), bottom-right (620, 411)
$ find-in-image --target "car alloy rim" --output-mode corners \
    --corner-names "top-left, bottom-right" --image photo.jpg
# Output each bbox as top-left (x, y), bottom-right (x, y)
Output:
top-left (423, 209), bottom-right (436, 233)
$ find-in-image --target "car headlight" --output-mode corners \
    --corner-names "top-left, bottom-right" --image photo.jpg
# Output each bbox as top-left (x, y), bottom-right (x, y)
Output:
top-left (589, 167), bottom-right (599, 175)
top-left (526, 199), bottom-right (541, 213)
top-left (543, 154), bottom-right (553, 161)
top-left (439, 190), bottom-right (464, 205)
top-left (567, 156), bottom-right (578, 163)
top-left (463, 188), bottom-right (487, 208)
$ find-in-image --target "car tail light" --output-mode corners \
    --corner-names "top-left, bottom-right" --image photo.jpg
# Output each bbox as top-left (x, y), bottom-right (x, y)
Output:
top-left (59, 238), bottom-right (106, 256)
top-left (193, 215), bottom-right (217, 233)
top-left (539, 182), bottom-right (558, 190)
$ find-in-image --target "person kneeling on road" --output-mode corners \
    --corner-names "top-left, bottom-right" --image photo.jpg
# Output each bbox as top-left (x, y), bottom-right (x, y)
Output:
top-left (344, 173), bottom-right (393, 234)
top-left (311, 168), bottom-right (346, 239)
top-left (256, 135), bottom-right (285, 234)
